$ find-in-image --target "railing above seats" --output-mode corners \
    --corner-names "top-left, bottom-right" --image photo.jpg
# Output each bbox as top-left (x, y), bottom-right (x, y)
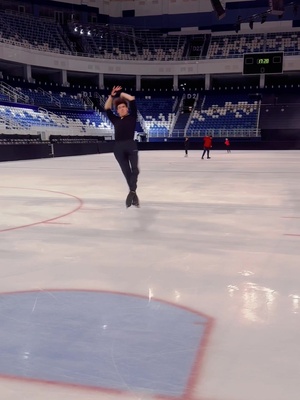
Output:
top-left (0, 81), bottom-right (30, 104)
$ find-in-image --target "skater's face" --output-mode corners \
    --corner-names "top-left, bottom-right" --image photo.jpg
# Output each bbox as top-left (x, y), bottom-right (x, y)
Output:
top-left (117, 103), bottom-right (129, 118)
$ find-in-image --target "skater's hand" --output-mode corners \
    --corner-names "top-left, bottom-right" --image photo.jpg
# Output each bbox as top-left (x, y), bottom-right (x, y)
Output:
top-left (111, 86), bottom-right (122, 97)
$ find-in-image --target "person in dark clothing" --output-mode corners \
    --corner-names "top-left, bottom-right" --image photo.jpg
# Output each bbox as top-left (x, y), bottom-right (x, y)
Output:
top-left (184, 136), bottom-right (189, 157)
top-left (201, 135), bottom-right (212, 159)
top-left (104, 86), bottom-right (140, 208)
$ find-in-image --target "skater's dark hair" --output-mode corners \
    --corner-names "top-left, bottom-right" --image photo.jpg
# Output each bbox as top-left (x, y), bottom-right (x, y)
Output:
top-left (114, 98), bottom-right (128, 109)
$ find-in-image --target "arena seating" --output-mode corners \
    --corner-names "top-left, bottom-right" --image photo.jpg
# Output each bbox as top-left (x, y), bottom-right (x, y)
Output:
top-left (0, 133), bottom-right (42, 144)
top-left (0, 93), bottom-right (10, 102)
top-left (207, 34), bottom-right (264, 59)
top-left (72, 23), bottom-right (137, 59)
top-left (2, 8), bottom-right (300, 61)
top-left (70, 23), bottom-right (187, 61)
top-left (135, 30), bottom-right (186, 61)
top-left (266, 32), bottom-right (300, 54)
top-left (186, 94), bottom-right (259, 137)
top-left (0, 86), bottom-right (263, 138)
top-left (0, 10), bottom-right (72, 53)
top-left (53, 110), bottom-right (112, 131)
top-left (0, 105), bottom-right (59, 129)
top-left (0, 103), bottom-right (112, 135)
top-left (137, 95), bottom-right (177, 137)
top-left (13, 87), bottom-right (85, 109)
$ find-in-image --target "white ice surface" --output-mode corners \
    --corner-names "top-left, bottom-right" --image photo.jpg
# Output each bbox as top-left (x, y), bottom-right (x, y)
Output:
top-left (0, 150), bottom-right (299, 400)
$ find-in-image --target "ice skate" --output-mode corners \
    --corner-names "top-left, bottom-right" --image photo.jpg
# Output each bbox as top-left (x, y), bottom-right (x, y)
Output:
top-left (132, 192), bottom-right (140, 208)
top-left (126, 191), bottom-right (136, 208)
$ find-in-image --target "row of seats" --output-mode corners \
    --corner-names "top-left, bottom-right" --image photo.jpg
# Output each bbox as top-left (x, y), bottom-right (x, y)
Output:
top-left (0, 10), bottom-right (71, 53)
top-left (0, 93), bottom-right (9, 102)
top-left (94, 94), bottom-right (258, 137)
top-left (2, 9), bottom-right (300, 60)
top-left (0, 105), bottom-right (58, 128)
top-left (54, 110), bottom-right (111, 130)
top-left (208, 34), bottom-right (264, 58)
top-left (0, 93), bottom-right (260, 138)
top-left (1, 85), bottom-right (87, 109)
top-left (0, 105), bottom-right (112, 132)
top-left (207, 32), bottom-right (300, 58)
top-left (5, 88), bottom-right (300, 137)
top-left (137, 96), bottom-right (176, 135)
top-left (186, 95), bottom-right (259, 136)
top-left (73, 23), bottom-right (187, 60)
top-left (0, 133), bottom-right (42, 144)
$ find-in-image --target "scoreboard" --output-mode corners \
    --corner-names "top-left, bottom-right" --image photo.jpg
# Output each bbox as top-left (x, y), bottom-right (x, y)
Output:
top-left (243, 52), bottom-right (283, 75)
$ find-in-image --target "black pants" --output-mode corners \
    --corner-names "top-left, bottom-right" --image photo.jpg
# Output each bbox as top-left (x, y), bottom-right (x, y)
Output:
top-left (114, 140), bottom-right (139, 191)
top-left (202, 148), bottom-right (210, 158)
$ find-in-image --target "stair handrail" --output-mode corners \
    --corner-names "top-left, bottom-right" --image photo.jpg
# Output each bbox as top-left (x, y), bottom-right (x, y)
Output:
top-left (37, 87), bottom-right (61, 108)
top-left (0, 82), bottom-right (30, 103)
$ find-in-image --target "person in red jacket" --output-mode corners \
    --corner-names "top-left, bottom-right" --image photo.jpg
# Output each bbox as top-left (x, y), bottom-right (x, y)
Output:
top-left (225, 137), bottom-right (231, 153)
top-left (201, 135), bottom-right (212, 159)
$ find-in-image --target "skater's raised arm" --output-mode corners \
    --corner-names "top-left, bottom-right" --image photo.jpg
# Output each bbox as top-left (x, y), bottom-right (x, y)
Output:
top-left (104, 85), bottom-right (122, 110)
top-left (119, 91), bottom-right (135, 102)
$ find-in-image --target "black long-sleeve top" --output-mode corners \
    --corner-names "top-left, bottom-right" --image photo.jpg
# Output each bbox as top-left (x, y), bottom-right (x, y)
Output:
top-left (106, 100), bottom-right (137, 142)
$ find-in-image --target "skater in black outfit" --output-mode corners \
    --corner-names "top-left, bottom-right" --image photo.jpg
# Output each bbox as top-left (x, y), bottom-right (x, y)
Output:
top-left (104, 86), bottom-right (140, 207)
top-left (184, 137), bottom-right (189, 157)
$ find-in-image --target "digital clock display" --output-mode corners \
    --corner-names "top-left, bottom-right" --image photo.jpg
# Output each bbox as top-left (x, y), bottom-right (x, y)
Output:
top-left (257, 58), bottom-right (270, 64)
top-left (243, 52), bottom-right (283, 74)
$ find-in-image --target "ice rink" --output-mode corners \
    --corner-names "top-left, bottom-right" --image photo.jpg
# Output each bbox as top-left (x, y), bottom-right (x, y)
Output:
top-left (0, 149), bottom-right (299, 400)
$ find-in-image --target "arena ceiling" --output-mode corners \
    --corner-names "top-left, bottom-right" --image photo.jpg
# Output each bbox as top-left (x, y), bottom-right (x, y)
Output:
top-left (46, 0), bottom-right (297, 13)
top-left (45, 0), bottom-right (300, 28)
top-left (45, 0), bottom-right (266, 15)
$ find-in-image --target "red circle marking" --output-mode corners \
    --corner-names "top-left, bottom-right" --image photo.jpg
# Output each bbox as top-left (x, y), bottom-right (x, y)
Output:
top-left (0, 186), bottom-right (83, 233)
